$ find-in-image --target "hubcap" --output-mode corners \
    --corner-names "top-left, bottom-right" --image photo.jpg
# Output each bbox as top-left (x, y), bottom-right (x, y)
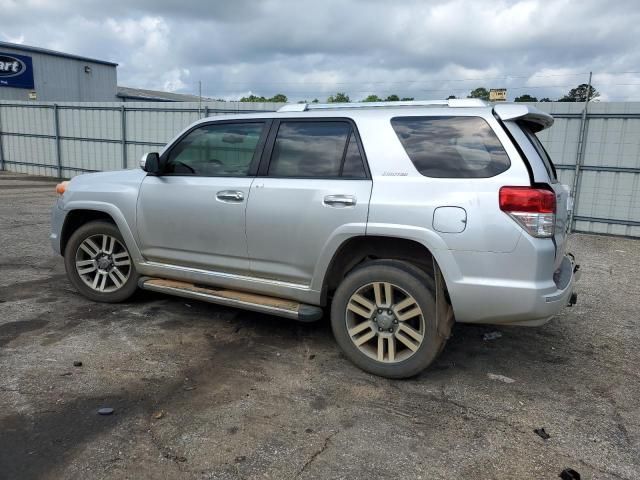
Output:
top-left (75, 234), bottom-right (131, 293)
top-left (345, 282), bottom-right (425, 363)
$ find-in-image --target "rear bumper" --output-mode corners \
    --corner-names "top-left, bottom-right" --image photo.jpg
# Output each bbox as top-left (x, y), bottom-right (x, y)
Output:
top-left (445, 249), bottom-right (580, 327)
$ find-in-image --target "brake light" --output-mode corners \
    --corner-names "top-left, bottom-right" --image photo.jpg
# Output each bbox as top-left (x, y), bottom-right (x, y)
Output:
top-left (499, 186), bottom-right (556, 238)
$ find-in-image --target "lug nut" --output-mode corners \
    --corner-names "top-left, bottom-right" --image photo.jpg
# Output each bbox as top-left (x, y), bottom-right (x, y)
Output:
top-left (377, 309), bottom-right (382, 314)
top-left (388, 328), bottom-right (393, 332)
top-left (378, 327), bottom-right (383, 332)
top-left (373, 317), bottom-right (378, 322)
top-left (387, 309), bottom-right (393, 315)
top-left (393, 319), bottom-right (398, 324)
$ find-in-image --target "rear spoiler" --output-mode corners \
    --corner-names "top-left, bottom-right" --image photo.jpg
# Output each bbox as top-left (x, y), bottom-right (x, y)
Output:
top-left (493, 104), bottom-right (554, 132)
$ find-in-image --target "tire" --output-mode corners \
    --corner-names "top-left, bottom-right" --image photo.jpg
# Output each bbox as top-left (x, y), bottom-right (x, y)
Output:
top-left (330, 260), bottom-right (446, 378)
top-left (64, 220), bottom-right (138, 303)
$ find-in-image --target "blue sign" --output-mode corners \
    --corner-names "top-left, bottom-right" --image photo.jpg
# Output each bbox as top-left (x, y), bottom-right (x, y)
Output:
top-left (0, 52), bottom-right (34, 89)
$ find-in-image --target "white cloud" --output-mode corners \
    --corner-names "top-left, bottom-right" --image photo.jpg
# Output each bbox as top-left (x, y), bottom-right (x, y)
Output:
top-left (1, 0), bottom-right (639, 101)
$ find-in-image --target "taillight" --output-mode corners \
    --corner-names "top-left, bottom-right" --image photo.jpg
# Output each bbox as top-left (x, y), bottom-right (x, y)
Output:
top-left (499, 186), bottom-right (556, 238)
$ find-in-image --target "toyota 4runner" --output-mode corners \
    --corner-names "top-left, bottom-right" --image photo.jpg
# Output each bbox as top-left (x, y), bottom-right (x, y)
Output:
top-left (51, 99), bottom-right (580, 378)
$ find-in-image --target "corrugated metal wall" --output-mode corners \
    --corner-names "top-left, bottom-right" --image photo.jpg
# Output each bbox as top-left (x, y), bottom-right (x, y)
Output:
top-left (534, 102), bottom-right (640, 237)
top-left (0, 100), bottom-right (639, 237)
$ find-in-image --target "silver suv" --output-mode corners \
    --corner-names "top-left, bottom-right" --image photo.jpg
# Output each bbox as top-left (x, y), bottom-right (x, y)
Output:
top-left (50, 99), bottom-right (580, 378)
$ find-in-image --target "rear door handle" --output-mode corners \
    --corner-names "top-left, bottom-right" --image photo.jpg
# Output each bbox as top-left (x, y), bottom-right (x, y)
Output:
top-left (216, 190), bottom-right (244, 202)
top-left (324, 195), bottom-right (356, 207)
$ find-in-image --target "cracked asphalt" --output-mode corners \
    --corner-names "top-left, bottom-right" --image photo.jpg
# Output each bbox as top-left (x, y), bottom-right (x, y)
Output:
top-left (0, 171), bottom-right (639, 479)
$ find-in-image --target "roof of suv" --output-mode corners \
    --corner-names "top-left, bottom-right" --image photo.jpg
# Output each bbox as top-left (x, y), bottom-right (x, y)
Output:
top-left (200, 99), bottom-right (554, 131)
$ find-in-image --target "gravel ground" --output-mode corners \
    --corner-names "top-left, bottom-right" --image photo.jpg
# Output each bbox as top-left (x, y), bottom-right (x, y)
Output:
top-left (0, 171), bottom-right (638, 480)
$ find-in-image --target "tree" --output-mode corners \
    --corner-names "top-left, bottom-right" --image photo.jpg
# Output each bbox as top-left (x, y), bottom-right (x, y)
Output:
top-left (384, 94), bottom-right (400, 101)
top-left (559, 84), bottom-right (599, 102)
top-left (467, 87), bottom-right (490, 100)
top-left (362, 94), bottom-right (382, 102)
top-left (514, 94), bottom-right (538, 102)
top-left (447, 95), bottom-right (457, 100)
top-left (327, 92), bottom-right (350, 103)
top-left (239, 93), bottom-right (288, 102)
top-left (539, 97), bottom-right (552, 102)
top-left (401, 97), bottom-right (414, 101)
top-left (270, 93), bottom-right (288, 103)
top-left (311, 98), bottom-right (319, 103)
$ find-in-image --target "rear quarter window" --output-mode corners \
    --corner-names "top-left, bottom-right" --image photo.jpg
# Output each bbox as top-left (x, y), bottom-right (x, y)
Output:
top-left (390, 116), bottom-right (510, 178)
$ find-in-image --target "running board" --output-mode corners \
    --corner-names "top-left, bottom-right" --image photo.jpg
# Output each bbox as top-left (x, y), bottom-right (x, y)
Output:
top-left (138, 277), bottom-right (323, 322)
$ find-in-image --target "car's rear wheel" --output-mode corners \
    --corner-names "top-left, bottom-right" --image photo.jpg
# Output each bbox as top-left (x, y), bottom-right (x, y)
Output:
top-left (331, 260), bottom-right (446, 378)
top-left (64, 220), bottom-right (138, 303)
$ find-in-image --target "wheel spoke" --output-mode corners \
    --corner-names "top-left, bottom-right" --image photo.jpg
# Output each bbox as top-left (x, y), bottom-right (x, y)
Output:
top-left (106, 236), bottom-right (116, 254)
top-left (395, 331), bottom-right (420, 352)
top-left (377, 335), bottom-right (384, 361)
top-left (109, 271), bottom-right (123, 288)
top-left (388, 336), bottom-right (396, 362)
top-left (77, 265), bottom-right (97, 275)
top-left (92, 271), bottom-right (101, 289)
top-left (348, 320), bottom-right (371, 337)
top-left (111, 266), bottom-right (127, 284)
top-left (80, 238), bottom-right (101, 258)
top-left (112, 252), bottom-right (130, 267)
top-left (373, 282), bottom-right (393, 307)
top-left (98, 272), bottom-right (108, 291)
top-left (398, 322), bottom-right (424, 343)
top-left (354, 330), bottom-right (376, 346)
top-left (396, 305), bottom-right (422, 322)
top-left (347, 297), bottom-right (374, 318)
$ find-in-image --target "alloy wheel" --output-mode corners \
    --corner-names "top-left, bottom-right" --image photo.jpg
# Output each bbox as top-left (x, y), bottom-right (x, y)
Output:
top-left (345, 282), bottom-right (425, 363)
top-left (75, 234), bottom-right (131, 293)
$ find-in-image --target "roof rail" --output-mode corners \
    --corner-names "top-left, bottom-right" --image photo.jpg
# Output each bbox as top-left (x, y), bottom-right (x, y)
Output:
top-left (277, 98), bottom-right (488, 112)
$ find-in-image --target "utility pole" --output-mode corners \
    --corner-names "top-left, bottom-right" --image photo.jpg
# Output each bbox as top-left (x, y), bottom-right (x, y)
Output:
top-left (569, 71), bottom-right (592, 231)
top-left (198, 80), bottom-right (202, 117)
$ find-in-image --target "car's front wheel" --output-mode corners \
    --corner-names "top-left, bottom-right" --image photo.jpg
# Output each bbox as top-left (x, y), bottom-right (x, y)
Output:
top-left (331, 260), bottom-right (446, 378)
top-left (64, 220), bottom-right (138, 303)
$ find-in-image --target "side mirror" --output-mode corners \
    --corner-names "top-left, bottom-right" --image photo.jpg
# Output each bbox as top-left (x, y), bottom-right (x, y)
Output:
top-left (140, 152), bottom-right (162, 175)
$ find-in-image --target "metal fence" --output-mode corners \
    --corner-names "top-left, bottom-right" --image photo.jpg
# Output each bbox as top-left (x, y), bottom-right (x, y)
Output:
top-left (0, 100), bottom-right (639, 237)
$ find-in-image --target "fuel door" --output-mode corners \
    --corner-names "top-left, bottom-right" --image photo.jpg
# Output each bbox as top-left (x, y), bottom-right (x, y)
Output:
top-left (433, 206), bottom-right (467, 234)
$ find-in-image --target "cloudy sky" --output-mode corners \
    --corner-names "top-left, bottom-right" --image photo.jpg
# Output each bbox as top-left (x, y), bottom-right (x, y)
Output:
top-left (2, 0), bottom-right (639, 102)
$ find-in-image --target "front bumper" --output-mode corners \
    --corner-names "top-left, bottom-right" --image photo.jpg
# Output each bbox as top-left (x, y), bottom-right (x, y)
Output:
top-left (50, 199), bottom-right (66, 255)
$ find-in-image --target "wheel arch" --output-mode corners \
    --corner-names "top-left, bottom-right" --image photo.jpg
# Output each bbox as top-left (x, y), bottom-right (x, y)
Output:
top-left (60, 202), bottom-right (142, 263)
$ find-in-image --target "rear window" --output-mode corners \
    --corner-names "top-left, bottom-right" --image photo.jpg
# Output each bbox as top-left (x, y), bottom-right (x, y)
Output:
top-left (519, 121), bottom-right (557, 182)
top-left (390, 116), bottom-right (510, 178)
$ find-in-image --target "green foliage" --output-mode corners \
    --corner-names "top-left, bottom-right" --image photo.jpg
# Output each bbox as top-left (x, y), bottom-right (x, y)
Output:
top-left (447, 95), bottom-right (457, 100)
top-left (539, 97), bottom-right (552, 102)
top-left (467, 87), bottom-right (490, 100)
top-left (514, 94), bottom-right (538, 102)
top-left (400, 97), bottom-right (414, 101)
top-left (311, 98), bottom-right (319, 103)
top-left (327, 92), bottom-right (350, 103)
top-left (559, 84), bottom-right (599, 102)
top-left (239, 93), bottom-right (288, 103)
top-left (362, 94), bottom-right (382, 102)
top-left (384, 94), bottom-right (400, 101)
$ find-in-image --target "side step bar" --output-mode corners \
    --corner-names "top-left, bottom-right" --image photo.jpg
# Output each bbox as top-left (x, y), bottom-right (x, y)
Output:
top-left (138, 277), bottom-right (323, 322)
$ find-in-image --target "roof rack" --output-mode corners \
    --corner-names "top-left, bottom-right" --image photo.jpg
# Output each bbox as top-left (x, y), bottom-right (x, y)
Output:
top-left (277, 98), bottom-right (489, 112)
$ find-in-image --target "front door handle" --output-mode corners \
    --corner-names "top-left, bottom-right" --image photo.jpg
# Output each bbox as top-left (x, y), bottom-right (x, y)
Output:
top-left (324, 195), bottom-right (356, 207)
top-left (216, 190), bottom-right (244, 202)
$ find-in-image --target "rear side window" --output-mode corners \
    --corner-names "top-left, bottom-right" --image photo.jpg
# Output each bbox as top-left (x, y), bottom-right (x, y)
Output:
top-left (268, 121), bottom-right (367, 178)
top-left (390, 116), bottom-right (510, 178)
top-left (519, 121), bottom-right (557, 182)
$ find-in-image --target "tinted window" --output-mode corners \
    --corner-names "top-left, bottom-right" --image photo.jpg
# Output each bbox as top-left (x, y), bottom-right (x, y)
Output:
top-left (268, 121), bottom-right (351, 178)
top-left (165, 122), bottom-right (264, 176)
top-left (519, 121), bottom-right (557, 182)
top-left (391, 116), bottom-right (510, 178)
top-left (341, 133), bottom-right (367, 178)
